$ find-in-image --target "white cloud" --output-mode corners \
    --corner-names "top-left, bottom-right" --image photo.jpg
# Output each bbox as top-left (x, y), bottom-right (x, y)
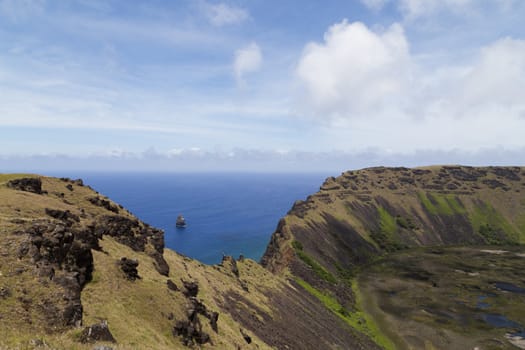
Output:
top-left (419, 37), bottom-right (525, 122)
top-left (202, 2), bottom-right (249, 26)
top-left (295, 20), bottom-right (525, 152)
top-left (296, 20), bottom-right (411, 119)
top-left (297, 20), bottom-right (525, 123)
top-left (461, 38), bottom-right (525, 110)
top-left (233, 42), bottom-right (262, 86)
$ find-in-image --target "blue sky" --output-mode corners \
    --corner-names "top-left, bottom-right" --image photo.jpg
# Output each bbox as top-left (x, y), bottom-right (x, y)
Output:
top-left (1, 0), bottom-right (525, 171)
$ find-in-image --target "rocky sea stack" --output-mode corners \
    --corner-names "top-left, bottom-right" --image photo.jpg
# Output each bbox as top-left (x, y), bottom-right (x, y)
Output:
top-left (1, 166), bottom-right (525, 349)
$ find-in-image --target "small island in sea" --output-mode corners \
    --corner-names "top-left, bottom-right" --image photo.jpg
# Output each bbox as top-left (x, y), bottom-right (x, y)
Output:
top-left (175, 214), bottom-right (187, 228)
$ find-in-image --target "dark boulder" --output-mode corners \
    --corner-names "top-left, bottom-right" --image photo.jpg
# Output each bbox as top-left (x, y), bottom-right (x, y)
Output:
top-left (173, 319), bottom-right (210, 346)
top-left (45, 208), bottom-right (80, 224)
top-left (62, 301), bottom-right (83, 327)
top-left (74, 227), bottom-right (102, 251)
top-left (88, 197), bottom-right (119, 213)
top-left (240, 329), bottom-right (252, 344)
top-left (7, 178), bottom-right (42, 194)
top-left (173, 286), bottom-right (219, 345)
top-left (167, 279), bottom-right (178, 291)
top-left (21, 220), bottom-right (95, 323)
top-left (119, 258), bottom-right (140, 281)
top-left (60, 178), bottom-right (84, 186)
top-left (188, 297), bottom-right (207, 319)
top-left (94, 216), bottom-right (144, 251)
top-left (483, 179), bottom-right (509, 190)
top-left (151, 251), bottom-right (169, 277)
top-left (65, 241), bottom-right (95, 287)
top-left (182, 280), bottom-right (199, 297)
top-left (445, 166), bottom-right (487, 182)
top-left (490, 167), bottom-right (521, 181)
top-left (79, 320), bottom-right (116, 344)
top-left (143, 227), bottom-right (169, 276)
top-left (209, 312), bottom-right (219, 333)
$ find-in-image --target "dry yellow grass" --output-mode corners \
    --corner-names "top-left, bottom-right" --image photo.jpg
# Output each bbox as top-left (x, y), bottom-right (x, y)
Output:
top-left (0, 175), bottom-right (280, 349)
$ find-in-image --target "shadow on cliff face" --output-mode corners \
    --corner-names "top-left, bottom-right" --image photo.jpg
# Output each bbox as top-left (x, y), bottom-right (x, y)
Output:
top-left (219, 281), bottom-right (381, 350)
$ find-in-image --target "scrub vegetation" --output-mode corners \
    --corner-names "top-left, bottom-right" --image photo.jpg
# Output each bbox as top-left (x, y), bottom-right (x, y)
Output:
top-left (3, 166), bottom-right (525, 349)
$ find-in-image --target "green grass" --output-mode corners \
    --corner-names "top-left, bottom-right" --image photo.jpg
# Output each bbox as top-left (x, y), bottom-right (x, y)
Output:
top-left (517, 214), bottom-right (525, 243)
top-left (295, 278), bottom-right (395, 350)
top-left (418, 192), bottom-right (437, 215)
top-left (370, 207), bottom-right (405, 252)
top-left (291, 238), bottom-right (337, 284)
top-left (418, 192), bottom-right (466, 216)
top-left (378, 207), bottom-right (397, 236)
top-left (470, 201), bottom-right (518, 244)
top-left (395, 216), bottom-right (417, 230)
top-left (446, 195), bottom-right (466, 213)
top-left (294, 249), bottom-right (337, 284)
top-left (291, 240), bottom-right (303, 251)
top-left (478, 224), bottom-right (509, 245)
top-left (335, 263), bottom-right (355, 281)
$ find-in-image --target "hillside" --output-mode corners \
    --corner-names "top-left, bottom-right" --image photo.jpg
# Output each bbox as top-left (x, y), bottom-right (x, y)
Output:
top-left (0, 174), bottom-right (377, 349)
top-left (2, 166), bottom-right (525, 349)
top-left (262, 165), bottom-right (525, 349)
top-left (263, 166), bottom-right (525, 271)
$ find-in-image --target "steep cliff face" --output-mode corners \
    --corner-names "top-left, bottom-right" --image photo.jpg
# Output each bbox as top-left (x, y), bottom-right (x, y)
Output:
top-left (261, 166), bottom-right (525, 315)
top-left (0, 174), bottom-right (380, 349)
top-left (264, 166), bottom-right (525, 266)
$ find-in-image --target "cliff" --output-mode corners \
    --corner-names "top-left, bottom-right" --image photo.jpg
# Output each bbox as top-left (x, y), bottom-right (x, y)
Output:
top-left (2, 166), bottom-right (525, 349)
top-left (0, 174), bottom-right (377, 349)
top-left (261, 165), bottom-right (525, 349)
top-left (263, 166), bottom-right (525, 271)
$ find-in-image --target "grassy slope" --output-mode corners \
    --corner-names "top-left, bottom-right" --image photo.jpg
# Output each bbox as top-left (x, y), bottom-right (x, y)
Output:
top-left (79, 237), bottom-right (277, 350)
top-left (0, 175), bottom-right (276, 349)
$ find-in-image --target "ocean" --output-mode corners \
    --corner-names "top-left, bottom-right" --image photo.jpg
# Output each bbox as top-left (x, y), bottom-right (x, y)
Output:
top-left (68, 172), bottom-right (327, 264)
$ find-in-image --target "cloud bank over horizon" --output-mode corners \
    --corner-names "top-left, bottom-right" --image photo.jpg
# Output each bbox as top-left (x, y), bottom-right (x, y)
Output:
top-left (3, 147), bottom-right (525, 174)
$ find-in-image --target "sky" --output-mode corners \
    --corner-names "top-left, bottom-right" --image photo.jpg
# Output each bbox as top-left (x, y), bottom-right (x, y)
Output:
top-left (1, 0), bottom-right (525, 172)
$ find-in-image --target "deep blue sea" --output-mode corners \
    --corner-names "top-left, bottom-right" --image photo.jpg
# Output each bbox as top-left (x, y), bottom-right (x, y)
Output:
top-left (57, 173), bottom-right (326, 264)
